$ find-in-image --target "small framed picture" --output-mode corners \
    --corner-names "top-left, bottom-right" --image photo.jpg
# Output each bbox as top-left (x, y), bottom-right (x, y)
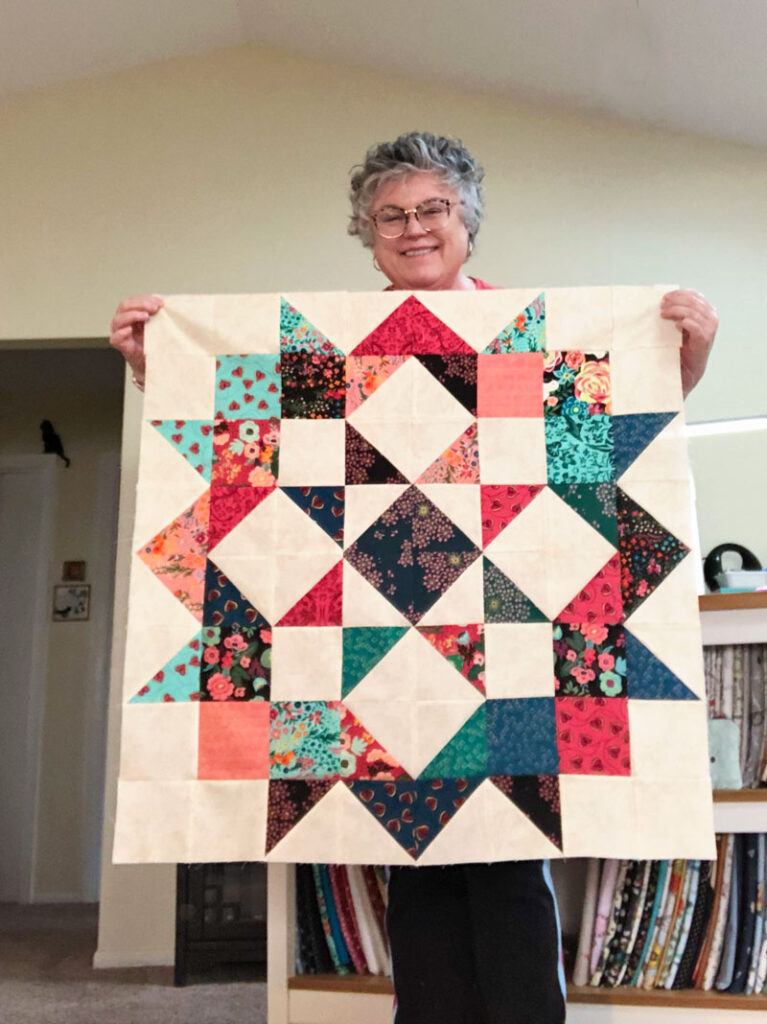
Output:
top-left (52, 584), bottom-right (90, 622)
top-left (62, 560), bottom-right (86, 582)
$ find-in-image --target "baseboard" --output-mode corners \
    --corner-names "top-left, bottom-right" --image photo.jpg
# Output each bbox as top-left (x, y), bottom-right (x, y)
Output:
top-left (32, 893), bottom-right (94, 904)
top-left (92, 949), bottom-right (174, 969)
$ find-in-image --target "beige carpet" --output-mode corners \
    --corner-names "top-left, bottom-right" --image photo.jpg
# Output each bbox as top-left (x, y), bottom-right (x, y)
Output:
top-left (0, 903), bottom-right (266, 1024)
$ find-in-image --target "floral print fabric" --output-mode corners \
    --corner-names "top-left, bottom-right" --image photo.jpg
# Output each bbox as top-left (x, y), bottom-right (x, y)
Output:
top-left (553, 622), bottom-right (627, 698)
top-left (212, 417), bottom-right (279, 486)
top-left (344, 486), bottom-right (480, 624)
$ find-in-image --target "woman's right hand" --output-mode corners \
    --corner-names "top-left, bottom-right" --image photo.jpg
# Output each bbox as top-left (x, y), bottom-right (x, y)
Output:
top-left (109, 295), bottom-right (164, 389)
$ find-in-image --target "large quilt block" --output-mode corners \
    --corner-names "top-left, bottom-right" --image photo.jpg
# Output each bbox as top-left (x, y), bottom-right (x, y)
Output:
top-left (114, 287), bottom-right (715, 866)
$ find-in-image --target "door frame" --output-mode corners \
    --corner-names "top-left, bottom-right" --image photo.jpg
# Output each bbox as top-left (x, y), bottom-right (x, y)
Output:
top-left (0, 455), bottom-right (56, 902)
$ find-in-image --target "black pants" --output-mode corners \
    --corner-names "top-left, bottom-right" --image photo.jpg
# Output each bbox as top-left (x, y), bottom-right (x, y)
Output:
top-left (386, 861), bottom-right (566, 1024)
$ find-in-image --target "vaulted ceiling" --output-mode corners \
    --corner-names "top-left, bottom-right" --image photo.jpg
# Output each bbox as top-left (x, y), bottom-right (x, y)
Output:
top-left (5, 0), bottom-right (766, 148)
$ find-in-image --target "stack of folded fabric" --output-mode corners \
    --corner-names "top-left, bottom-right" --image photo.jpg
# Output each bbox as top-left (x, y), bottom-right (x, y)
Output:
top-left (295, 864), bottom-right (390, 976)
top-left (572, 835), bottom-right (767, 994)
top-left (704, 645), bottom-right (767, 788)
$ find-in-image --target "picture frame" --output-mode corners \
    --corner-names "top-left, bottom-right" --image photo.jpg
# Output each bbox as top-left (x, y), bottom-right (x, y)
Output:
top-left (62, 560), bottom-right (86, 582)
top-left (52, 584), bottom-right (90, 622)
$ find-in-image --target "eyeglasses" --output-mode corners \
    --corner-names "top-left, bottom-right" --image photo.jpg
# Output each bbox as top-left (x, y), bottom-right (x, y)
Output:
top-left (371, 198), bottom-right (459, 239)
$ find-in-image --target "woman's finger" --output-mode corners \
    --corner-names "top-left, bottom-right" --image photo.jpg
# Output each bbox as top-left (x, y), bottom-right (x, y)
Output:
top-left (110, 310), bottom-right (150, 332)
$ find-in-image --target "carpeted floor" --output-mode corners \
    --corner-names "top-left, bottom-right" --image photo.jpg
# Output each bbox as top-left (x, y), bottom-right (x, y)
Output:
top-left (0, 903), bottom-right (266, 1024)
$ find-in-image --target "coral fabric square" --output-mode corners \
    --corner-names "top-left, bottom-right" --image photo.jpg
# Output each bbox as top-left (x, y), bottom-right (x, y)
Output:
top-left (198, 702), bottom-right (270, 779)
top-left (477, 353), bottom-right (544, 418)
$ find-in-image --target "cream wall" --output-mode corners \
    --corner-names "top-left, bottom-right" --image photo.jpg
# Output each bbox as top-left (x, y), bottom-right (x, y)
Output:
top-left (0, 347), bottom-right (123, 900)
top-left (1, 44), bottom-right (764, 962)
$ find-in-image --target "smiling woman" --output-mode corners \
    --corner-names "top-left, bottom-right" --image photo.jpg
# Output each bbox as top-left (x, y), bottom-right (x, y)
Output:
top-left (107, 130), bottom-right (719, 1024)
top-left (348, 133), bottom-right (484, 291)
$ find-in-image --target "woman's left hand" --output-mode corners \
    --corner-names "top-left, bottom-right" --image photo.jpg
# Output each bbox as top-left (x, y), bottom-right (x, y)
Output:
top-left (660, 289), bottom-right (718, 397)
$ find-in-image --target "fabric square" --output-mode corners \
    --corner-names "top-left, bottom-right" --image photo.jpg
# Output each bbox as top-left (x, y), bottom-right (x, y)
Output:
top-left (555, 696), bottom-right (631, 776)
top-left (342, 627), bottom-right (483, 778)
top-left (484, 293), bottom-right (546, 353)
top-left (136, 492), bottom-right (209, 621)
top-left (543, 350), bottom-right (610, 415)
top-left (345, 355), bottom-right (409, 415)
top-left (129, 632), bottom-right (203, 704)
top-left (278, 419), bottom-right (346, 485)
top-left (198, 702), bottom-right (270, 779)
top-left (553, 623), bottom-right (627, 698)
top-left (120, 704), bottom-right (199, 780)
top-left (350, 294), bottom-right (475, 355)
top-left (200, 622), bottom-right (271, 701)
top-left (483, 486), bottom-right (617, 622)
top-left (477, 418), bottom-right (547, 484)
top-left (477, 353), bottom-right (543, 417)
top-left (484, 623), bottom-right (554, 698)
top-left (486, 698), bottom-right (558, 775)
top-left (271, 626), bottom-right (343, 701)
top-left (211, 417), bottom-right (280, 486)
top-left (545, 413), bottom-right (614, 485)
top-left (269, 701), bottom-right (343, 779)
top-left (415, 354), bottom-right (477, 415)
top-left (151, 419), bottom-right (213, 481)
top-left (281, 349), bottom-right (346, 419)
top-left (344, 485), bottom-right (481, 625)
top-left (215, 354), bottom-right (281, 419)
top-left (349, 356), bottom-right (474, 482)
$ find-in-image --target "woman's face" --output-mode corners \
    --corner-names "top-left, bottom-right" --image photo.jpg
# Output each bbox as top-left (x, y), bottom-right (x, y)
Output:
top-left (370, 171), bottom-right (472, 291)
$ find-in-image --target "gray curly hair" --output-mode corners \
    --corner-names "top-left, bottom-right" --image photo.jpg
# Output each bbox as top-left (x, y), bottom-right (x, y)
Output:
top-left (348, 131), bottom-right (485, 249)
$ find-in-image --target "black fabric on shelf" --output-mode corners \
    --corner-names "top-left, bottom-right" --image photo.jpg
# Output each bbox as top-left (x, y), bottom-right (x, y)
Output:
top-left (728, 834), bottom-right (759, 994)
top-left (673, 860), bottom-right (714, 989)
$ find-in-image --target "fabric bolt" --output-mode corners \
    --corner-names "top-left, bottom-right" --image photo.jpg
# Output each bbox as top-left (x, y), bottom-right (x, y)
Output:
top-left (728, 833), bottom-right (759, 993)
top-left (362, 865), bottom-right (388, 942)
top-left (714, 839), bottom-right (739, 991)
top-left (699, 833), bottom-right (734, 989)
top-left (655, 860), bottom-right (690, 987)
top-left (318, 864), bottom-right (352, 972)
top-left (609, 859), bottom-right (653, 987)
top-left (589, 859), bottom-right (621, 977)
top-left (601, 860), bottom-right (643, 987)
top-left (347, 864), bottom-right (389, 976)
top-left (311, 862), bottom-right (349, 974)
top-left (663, 859), bottom-right (700, 988)
top-left (638, 859), bottom-right (676, 989)
top-left (709, 834), bottom-right (740, 990)
top-left (626, 859), bottom-right (663, 985)
top-left (746, 832), bottom-right (766, 994)
top-left (328, 865), bottom-right (368, 975)
top-left (296, 864), bottom-right (326, 973)
top-left (673, 860), bottom-right (714, 989)
top-left (590, 860), bottom-right (628, 984)
top-left (642, 859), bottom-right (686, 989)
top-left (573, 858), bottom-right (601, 986)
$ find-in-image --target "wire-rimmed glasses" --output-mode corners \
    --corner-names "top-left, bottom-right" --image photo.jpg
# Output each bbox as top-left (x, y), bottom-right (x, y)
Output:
top-left (371, 198), bottom-right (459, 239)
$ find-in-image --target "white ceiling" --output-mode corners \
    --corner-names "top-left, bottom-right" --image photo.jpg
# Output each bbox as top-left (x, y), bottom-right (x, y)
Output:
top-left (5, 0), bottom-right (767, 148)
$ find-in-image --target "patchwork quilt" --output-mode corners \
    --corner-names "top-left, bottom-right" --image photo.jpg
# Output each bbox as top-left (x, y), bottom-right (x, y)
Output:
top-left (114, 287), bottom-right (715, 865)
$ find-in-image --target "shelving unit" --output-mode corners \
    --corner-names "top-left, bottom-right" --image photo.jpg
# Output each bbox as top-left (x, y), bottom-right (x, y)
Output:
top-left (266, 595), bottom-right (767, 1023)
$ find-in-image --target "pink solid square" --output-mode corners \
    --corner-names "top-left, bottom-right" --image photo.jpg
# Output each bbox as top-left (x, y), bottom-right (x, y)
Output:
top-left (198, 702), bottom-right (270, 779)
top-left (477, 353), bottom-right (544, 417)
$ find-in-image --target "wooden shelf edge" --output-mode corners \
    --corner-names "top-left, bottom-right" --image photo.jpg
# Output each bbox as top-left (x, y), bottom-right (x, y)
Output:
top-left (289, 975), bottom-right (767, 1009)
top-left (568, 983), bottom-right (767, 1010)
top-left (289, 974), bottom-right (392, 994)
top-left (699, 592), bottom-right (767, 611)
top-left (713, 788), bottom-right (767, 802)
